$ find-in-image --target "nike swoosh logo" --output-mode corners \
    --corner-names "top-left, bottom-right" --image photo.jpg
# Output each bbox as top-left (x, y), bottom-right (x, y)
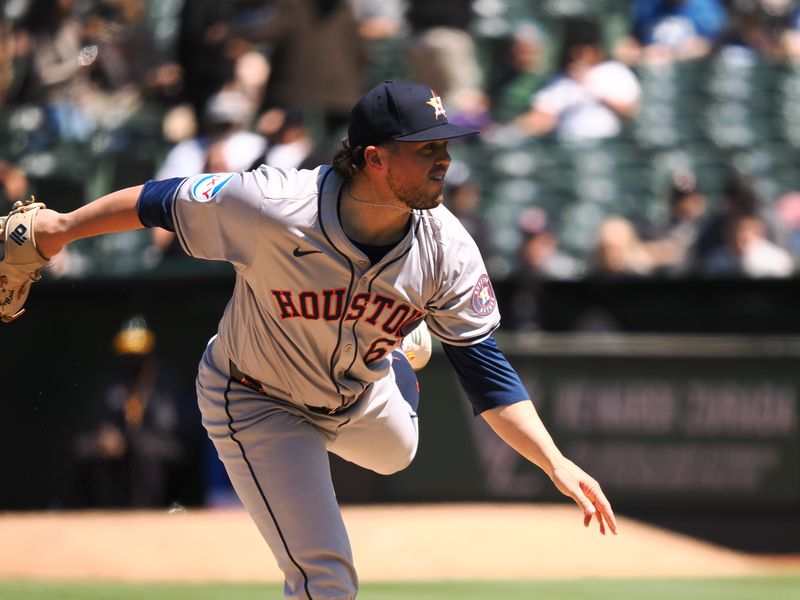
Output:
top-left (293, 247), bottom-right (323, 257)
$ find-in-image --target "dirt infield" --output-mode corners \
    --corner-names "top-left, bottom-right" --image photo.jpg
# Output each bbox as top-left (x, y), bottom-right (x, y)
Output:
top-left (0, 504), bottom-right (797, 583)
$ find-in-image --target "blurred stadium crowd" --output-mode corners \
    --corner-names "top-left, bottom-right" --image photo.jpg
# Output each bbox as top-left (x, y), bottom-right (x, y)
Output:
top-left (3, 0), bottom-right (800, 287)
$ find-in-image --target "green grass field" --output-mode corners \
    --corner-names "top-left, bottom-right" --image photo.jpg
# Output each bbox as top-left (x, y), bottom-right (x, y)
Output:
top-left (1, 577), bottom-right (798, 600)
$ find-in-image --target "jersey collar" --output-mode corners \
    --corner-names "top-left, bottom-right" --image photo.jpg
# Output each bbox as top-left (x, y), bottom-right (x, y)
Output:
top-left (318, 166), bottom-right (420, 266)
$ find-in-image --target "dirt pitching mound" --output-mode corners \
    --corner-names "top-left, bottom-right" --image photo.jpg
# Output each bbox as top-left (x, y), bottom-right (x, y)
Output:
top-left (0, 504), bottom-right (796, 582)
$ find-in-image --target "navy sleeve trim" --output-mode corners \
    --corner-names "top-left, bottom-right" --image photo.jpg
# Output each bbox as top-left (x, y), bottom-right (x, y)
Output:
top-left (137, 178), bottom-right (185, 231)
top-left (442, 335), bottom-right (529, 416)
top-left (171, 187), bottom-right (193, 257)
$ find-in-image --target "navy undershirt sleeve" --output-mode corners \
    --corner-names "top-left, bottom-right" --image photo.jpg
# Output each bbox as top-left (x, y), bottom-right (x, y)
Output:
top-left (136, 178), bottom-right (185, 231)
top-left (442, 335), bottom-right (529, 416)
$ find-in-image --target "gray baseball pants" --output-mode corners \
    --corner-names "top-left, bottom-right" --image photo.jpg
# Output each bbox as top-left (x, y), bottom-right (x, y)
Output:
top-left (196, 336), bottom-right (419, 599)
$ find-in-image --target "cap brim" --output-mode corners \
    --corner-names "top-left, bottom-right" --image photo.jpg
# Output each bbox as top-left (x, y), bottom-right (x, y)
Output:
top-left (393, 122), bottom-right (479, 142)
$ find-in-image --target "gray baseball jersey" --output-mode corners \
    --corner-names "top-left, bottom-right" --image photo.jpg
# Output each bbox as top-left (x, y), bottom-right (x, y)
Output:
top-left (141, 164), bottom-right (501, 598)
top-left (171, 165), bottom-right (500, 412)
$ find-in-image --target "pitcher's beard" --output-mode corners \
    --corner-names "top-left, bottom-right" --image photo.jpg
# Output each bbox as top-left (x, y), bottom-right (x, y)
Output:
top-left (387, 170), bottom-right (444, 210)
top-left (404, 192), bottom-right (444, 210)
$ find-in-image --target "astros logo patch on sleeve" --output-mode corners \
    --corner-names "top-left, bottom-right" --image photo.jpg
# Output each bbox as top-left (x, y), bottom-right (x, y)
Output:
top-left (191, 173), bottom-right (234, 202)
top-left (471, 274), bottom-right (497, 316)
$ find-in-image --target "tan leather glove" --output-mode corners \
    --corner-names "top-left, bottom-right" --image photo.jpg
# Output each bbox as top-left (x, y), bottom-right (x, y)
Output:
top-left (0, 196), bottom-right (50, 323)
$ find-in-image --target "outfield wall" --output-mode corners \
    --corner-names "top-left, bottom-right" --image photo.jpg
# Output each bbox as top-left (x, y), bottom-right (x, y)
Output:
top-left (398, 335), bottom-right (800, 512)
top-left (2, 272), bottom-right (798, 520)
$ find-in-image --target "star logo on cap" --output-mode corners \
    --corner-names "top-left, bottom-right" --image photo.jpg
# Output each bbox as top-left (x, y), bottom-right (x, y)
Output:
top-left (426, 91), bottom-right (447, 120)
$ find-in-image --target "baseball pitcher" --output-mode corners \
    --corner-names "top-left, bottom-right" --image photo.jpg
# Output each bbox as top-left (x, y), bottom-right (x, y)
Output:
top-left (0, 82), bottom-right (617, 599)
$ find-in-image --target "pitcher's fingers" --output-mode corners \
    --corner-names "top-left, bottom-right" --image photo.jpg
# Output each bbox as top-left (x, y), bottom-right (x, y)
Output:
top-left (595, 510), bottom-right (606, 535)
top-left (597, 493), bottom-right (617, 535)
top-left (571, 486), bottom-right (597, 528)
top-left (582, 482), bottom-right (618, 535)
top-left (594, 493), bottom-right (618, 535)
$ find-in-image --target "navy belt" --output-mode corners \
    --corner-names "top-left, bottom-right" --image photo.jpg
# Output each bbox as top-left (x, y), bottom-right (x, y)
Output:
top-left (229, 361), bottom-right (358, 415)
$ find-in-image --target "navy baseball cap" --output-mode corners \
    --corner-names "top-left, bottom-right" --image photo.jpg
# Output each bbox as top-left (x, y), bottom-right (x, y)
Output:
top-left (348, 81), bottom-right (479, 148)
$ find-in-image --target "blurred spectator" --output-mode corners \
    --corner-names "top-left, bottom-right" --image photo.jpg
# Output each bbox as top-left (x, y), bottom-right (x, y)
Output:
top-left (82, 0), bottom-right (182, 102)
top-left (774, 191), bottom-right (800, 263)
top-left (13, 0), bottom-right (96, 141)
top-left (589, 216), bottom-right (655, 277)
top-left (0, 8), bottom-right (13, 105)
top-left (177, 0), bottom-right (236, 125)
top-left (405, 0), bottom-right (487, 119)
top-left (443, 173), bottom-right (495, 261)
top-left (785, 4), bottom-right (800, 62)
top-left (251, 107), bottom-right (323, 171)
top-left (232, 48), bottom-right (271, 110)
top-left (691, 170), bottom-right (778, 267)
top-left (230, 0), bottom-right (365, 138)
top-left (509, 207), bottom-right (580, 330)
top-left (516, 207), bottom-right (581, 280)
top-left (616, 0), bottom-right (728, 66)
top-left (701, 213), bottom-right (794, 277)
top-left (156, 89), bottom-right (265, 179)
top-left (487, 22), bottom-right (549, 125)
top-left (640, 169), bottom-right (710, 275)
top-left (153, 90), bottom-right (266, 257)
top-left (72, 316), bottom-right (193, 508)
top-left (161, 102), bottom-right (199, 144)
top-left (715, 0), bottom-right (798, 64)
top-left (0, 160), bottom-right (29, 208)
top-left (349, 0), bottom-right (405, 40)
top-left (514, 18), bottom-right (641, 142)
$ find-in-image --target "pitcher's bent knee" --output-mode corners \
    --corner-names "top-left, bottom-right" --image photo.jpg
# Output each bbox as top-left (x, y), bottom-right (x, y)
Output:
top-left (373, 438), bottom-right (418, 475)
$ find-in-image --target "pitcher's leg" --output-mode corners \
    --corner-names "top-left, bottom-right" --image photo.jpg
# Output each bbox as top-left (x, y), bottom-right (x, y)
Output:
top-left (198, 346), bottom-right (357, 599)
top-left (329, 352), bottom-right (419, 475)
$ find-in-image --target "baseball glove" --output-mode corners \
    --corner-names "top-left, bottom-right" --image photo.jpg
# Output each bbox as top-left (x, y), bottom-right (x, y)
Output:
top-left (0, 196), bottom-right (50, 323)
